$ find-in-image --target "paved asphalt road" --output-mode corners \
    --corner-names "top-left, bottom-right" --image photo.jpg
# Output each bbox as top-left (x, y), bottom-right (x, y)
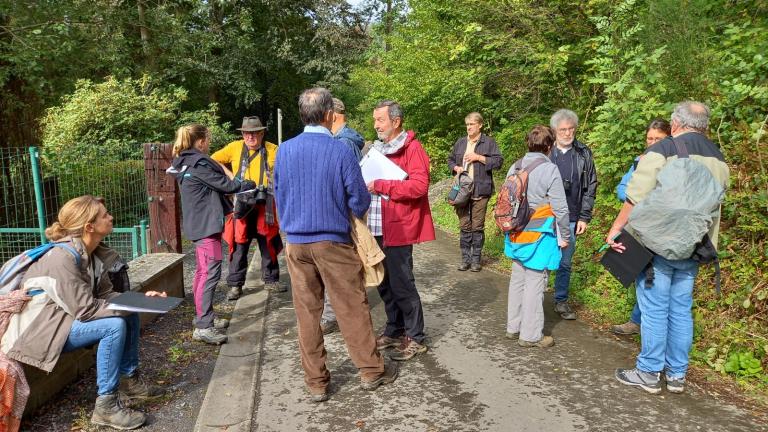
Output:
top-left (250, 230), bottom-right (765, 432)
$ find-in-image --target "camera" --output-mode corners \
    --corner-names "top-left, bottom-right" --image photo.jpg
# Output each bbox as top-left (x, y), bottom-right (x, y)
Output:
top-left (253, 186), bottom-right (268, 204)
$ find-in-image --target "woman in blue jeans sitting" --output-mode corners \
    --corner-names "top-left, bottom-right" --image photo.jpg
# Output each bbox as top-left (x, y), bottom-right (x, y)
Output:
top-left (1, 196), bottom-right (164, 430)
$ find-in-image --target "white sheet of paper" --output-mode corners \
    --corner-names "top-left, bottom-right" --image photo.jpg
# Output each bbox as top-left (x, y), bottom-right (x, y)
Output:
top-left (360, 147), bottom-right (408, 184)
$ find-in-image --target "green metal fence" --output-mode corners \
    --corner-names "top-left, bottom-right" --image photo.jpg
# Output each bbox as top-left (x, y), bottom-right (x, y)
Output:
top-left (0, 147), bottom-right (149, 262)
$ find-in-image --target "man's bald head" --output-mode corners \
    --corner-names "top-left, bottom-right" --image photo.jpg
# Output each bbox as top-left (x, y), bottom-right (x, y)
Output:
top-left (672, 101), bottom-right (710, 134)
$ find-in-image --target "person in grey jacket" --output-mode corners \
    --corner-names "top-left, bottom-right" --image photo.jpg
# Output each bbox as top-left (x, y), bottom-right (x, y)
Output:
top-left (169, 124), bottom-right (255, 345)
top-left (505, 126), bottom-right (569, 348)
top-left (1, 196), bottom-right (165, 430)
top-left (447, 112), bottom-right (503, 271)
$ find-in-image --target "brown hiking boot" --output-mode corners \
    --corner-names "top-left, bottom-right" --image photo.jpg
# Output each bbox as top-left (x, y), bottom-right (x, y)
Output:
top-left (308, 388), bottom-right (329, 403)
top-left (376, 334), bottom-right (404, 351)
top-left (90, 394), bottom-right (146, 430)
top-left (390, 337), bottom-right (428, 361)
top-left (360, 361), bottom-right (399, 391)
top-left (119, 372), bottom-right (163, 401)
top-left (320, 320), bottom-right (339, 335)
top-left (518, 335), bottom-right (555, 348)
top-left (611, 321), bottom-right (640, 335)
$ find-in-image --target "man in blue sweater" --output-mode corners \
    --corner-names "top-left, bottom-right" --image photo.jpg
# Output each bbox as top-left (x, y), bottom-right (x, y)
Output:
top-left (274, 87), bottom-right (398, 403)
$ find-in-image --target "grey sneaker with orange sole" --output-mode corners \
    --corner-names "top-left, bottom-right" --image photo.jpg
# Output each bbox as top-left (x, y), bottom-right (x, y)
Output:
top-left (376, 334), bottom-right (404, 351)
top-left (390, 337), bottom-right (428, 361)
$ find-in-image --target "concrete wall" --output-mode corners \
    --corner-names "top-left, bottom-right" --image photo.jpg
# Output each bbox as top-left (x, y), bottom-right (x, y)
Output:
top-left (22, 253), bottom-right (185, 416)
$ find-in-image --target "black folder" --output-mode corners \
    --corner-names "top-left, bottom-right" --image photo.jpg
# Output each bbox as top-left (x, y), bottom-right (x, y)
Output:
top-left (107, 291), bottom-right (183, 314)
top-left (600, 229), bottom-right (654, 288)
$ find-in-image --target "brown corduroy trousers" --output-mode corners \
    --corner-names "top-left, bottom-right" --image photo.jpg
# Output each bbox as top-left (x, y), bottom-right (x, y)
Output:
top-left (285, 241), bottom-right (384, 392)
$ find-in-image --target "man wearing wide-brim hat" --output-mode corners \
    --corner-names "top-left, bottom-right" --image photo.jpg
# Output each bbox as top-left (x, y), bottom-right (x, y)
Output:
top-left (212, 116), bottom-right (285, 299)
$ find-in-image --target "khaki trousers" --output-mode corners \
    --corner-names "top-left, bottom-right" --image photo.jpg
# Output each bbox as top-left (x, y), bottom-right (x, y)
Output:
top-left (455, 196), bottom-right (489, 232)
top-left (286, 241), bottom-right (384, 392)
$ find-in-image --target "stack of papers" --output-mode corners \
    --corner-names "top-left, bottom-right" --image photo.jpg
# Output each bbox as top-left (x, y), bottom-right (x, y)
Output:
top-left (360, 148), bottom-right (408, 184)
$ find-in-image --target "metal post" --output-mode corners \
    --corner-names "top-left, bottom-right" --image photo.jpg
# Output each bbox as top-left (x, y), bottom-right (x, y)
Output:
top-left (131, 226), bottom-right (139, 259)
top-left (28, 147), bottom-right (47, 244)
top-left (277, 108), bottom-right (283, 144)
top-left (139, 219), bottom-right (148, 255)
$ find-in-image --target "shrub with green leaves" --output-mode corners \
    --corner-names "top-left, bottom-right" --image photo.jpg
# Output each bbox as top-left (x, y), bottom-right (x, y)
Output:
top-left (40, 75), bottom-right (235, 171)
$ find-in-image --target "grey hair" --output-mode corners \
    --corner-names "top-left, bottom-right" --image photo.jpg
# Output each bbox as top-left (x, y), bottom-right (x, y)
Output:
top-left (375, 100), bottom-right (404, 122)
top-left (298, 87), bottom-right (334, 125)
top-left (465, 112), bottom-right (483, 124)
top-left (671, 101), bottom-right (710, 132)
top-left (332, 98), bottom-right (346, 114)
top-left (550, 109), bottom-right (579, 130)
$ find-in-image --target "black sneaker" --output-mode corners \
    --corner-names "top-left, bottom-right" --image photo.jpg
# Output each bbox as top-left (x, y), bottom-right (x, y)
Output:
top-left (457, 262), bottom-right (471, 271)
top-left (470, 263), bottom-right (482, 272)
top-left (666, 375), bottom-right (686, 394)
top-left (554, 301), bottom-right (577, 320)
top-left (615, 368), bottom-right (662, 394)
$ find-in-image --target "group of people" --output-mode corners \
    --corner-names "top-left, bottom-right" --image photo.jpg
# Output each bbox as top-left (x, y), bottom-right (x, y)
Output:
top-left (168, 94), bottom-right (729, 401)
top-left (450, 102), bottom-right (727, 396)
top-left (0, 91), bottom-right (727, 431)
top-left (167, 88), bottom-right (436, 403)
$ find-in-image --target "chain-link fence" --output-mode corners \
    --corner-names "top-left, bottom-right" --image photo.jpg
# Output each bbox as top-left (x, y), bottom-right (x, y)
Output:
top-left (0, 147), bottom-right (149, 262)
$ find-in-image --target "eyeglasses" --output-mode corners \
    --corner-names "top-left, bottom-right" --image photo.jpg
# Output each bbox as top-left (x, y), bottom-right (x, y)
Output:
top-left (242, 131), bottom-right (262, 136)
top-left (557, 126), bottom-right (576, 133)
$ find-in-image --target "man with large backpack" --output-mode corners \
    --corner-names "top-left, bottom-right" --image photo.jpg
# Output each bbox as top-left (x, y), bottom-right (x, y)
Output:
top-left (606, 101), bottom-right (730, 395)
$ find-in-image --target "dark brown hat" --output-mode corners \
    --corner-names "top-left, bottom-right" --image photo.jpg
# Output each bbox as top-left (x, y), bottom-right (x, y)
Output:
top-left (236, 116), bottom-right (267, 132)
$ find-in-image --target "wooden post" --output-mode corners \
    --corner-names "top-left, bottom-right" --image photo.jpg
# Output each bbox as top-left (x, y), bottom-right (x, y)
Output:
top-left (143, 143), bottom-right (182, 253)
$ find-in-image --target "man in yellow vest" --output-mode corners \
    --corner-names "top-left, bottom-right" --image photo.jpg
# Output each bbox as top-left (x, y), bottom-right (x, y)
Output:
top-left (212, 116), bottom-right (284, 300)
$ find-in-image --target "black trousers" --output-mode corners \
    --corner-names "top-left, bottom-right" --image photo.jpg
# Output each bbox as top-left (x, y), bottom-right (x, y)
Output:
top-left (226, 209), bottom-right (280, 287)
top-left (375, 236), bottom-right (426, 343)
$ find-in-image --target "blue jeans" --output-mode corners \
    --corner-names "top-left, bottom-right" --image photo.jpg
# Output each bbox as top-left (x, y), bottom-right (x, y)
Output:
top-left (63, 314), bottom-right (140, 395)
top-left (630, 302), bottom-right (641, 325)
top-left (635, 256), bottom-right (699, 379)
top-left (554, 222), bottom-right (576, 303)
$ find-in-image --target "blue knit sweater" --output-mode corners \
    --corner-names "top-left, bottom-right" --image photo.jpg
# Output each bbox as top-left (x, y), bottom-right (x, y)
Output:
top-left (274, 129), bottom-right (371, 244)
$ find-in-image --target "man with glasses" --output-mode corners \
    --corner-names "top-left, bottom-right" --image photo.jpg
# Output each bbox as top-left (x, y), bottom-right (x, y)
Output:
top-left (212, 116), bottom-right (284, 300)
top-left (548, 109), bottom-right (597, 320)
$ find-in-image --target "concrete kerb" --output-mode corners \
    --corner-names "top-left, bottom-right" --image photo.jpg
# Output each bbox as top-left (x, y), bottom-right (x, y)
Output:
top-left (194, 253), bottom-right (269, 432)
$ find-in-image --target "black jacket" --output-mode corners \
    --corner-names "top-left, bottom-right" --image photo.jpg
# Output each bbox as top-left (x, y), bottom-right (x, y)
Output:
top-left (170, 149), bottom-right (251, 241)
top-left (548, 139), bottom-right (597, 223)
top-left (447, 134), bottom-right (504, 197)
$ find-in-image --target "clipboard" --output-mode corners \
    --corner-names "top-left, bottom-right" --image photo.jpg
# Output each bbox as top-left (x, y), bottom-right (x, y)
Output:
top-left (599, 229), bottom-right (654, 288)
top-left (359, 147), bottom-right (407, 184)
top-left (107, 291), bottom-right (183, 314)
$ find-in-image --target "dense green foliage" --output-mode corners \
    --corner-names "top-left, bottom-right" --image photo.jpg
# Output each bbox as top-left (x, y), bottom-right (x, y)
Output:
top-left (347, 0), bottom-right (768, 393)
top-left (40, 76), bottom-right (232, 169)
top-left (1, 0), bottom-right (370, 147)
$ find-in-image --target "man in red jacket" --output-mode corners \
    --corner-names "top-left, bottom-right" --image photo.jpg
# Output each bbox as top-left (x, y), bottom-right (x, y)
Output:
top-left (367, 100), bottom-right (436, 361)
